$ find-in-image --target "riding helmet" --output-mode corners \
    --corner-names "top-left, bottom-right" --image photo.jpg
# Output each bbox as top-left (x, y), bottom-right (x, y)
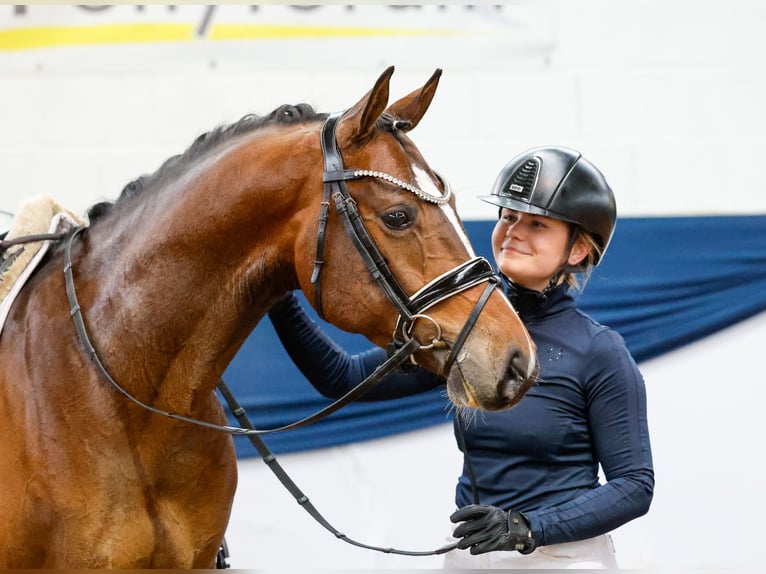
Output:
top-left (478, 146), bottom-right (616, 265)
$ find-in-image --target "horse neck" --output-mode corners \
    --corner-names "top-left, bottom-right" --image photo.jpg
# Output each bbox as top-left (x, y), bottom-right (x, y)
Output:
top-left (77, 131), bottom-right (307, 411)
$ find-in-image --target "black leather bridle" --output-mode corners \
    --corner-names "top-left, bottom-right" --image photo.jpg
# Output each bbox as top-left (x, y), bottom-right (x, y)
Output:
top-left (313, 111), bottom-right (501, 372)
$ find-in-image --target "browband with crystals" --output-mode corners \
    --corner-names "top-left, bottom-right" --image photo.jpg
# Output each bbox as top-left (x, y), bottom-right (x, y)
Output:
top-left (352, 169), bottom-right (452, 204)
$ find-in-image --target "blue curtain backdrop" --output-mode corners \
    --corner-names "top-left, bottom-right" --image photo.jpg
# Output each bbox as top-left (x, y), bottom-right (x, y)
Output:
top-left (222, 215), bottom-right (766, 456)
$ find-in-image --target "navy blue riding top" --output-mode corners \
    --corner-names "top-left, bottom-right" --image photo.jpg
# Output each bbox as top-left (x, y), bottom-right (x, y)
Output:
top-left (267, 282), bottom-right (654, 547)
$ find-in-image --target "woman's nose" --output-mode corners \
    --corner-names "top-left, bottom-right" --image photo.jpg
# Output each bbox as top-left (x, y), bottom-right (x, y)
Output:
top-left (506, 219), bottom-right (523, 238)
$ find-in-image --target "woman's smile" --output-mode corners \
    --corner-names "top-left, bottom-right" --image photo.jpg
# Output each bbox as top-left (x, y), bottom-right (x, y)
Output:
top-left (492, 209), bottom-right (573, 291)
top-left (500, 241), bottom-right (531, 257)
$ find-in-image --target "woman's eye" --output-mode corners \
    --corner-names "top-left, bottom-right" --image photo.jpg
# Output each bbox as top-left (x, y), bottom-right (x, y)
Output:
top-left (382, 210), bottom-right (412, 230)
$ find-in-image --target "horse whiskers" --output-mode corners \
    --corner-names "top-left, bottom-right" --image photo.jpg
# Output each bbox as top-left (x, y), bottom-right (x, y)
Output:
top-left (441, 388), bottom-right (454, 412)
top-left (455, 404), bottom-right (483, 429)
top-left (440, 388), bottom-right (484, 429)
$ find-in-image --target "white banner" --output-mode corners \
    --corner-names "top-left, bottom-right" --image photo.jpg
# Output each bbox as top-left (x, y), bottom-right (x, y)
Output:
top-left (0, 4), bottom-right (554, 72)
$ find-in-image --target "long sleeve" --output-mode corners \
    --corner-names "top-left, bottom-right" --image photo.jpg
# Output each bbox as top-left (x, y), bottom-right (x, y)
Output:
top-left (268, 292), bottom-right (443, 400)
top-left (523, 328), bottom-right (654, 546)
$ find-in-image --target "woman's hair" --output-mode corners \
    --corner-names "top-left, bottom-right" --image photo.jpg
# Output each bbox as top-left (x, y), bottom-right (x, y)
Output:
top-left (563, 228), bottom-right (603, 292)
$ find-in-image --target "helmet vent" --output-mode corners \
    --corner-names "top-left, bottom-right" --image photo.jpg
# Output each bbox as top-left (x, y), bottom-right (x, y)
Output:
top-left (507, 158), bottom-right (539, 202)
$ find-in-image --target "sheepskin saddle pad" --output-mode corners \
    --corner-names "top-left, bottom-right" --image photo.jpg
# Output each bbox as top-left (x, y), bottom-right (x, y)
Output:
top-left (0, 196), bottom-right (86, 336)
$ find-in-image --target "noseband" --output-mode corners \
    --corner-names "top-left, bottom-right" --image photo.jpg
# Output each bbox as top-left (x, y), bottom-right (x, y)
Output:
top-left (313, 111), bottom-right (500, 371)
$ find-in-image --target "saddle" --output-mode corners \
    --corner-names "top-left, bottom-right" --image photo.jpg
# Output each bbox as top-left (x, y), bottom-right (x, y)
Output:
top-left (0, 196), bottom-right (86, 335)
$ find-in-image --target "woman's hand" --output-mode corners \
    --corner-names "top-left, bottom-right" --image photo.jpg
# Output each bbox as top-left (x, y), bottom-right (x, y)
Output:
top-left (450, 504), bottom-right (537, 555)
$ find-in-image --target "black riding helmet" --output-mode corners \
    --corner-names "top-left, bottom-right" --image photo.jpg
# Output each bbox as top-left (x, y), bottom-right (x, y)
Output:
top-left (478, 146), bottom-right (616, 266)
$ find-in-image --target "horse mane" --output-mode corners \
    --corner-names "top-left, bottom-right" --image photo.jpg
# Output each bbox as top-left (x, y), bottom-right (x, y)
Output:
top-left (87, 103), bottom-right (327, 222)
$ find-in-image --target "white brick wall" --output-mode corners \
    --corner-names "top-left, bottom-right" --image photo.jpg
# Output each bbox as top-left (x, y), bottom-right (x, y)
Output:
top-left (2, 1), bottom-right (764, 219)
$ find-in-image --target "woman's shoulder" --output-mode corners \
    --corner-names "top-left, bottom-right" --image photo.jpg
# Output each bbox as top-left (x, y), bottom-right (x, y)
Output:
top-left (568, 303), bottom-right (612, 334)
top-left (568, 308), bottom-right (634, 359)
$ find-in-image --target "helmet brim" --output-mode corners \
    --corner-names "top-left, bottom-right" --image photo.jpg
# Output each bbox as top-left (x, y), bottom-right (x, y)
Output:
top-left (477, 194), bottom-right (579, 225)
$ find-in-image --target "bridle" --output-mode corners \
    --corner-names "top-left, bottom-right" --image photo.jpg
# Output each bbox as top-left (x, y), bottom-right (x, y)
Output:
top-left (59, 111), bottom-right (505, 556)
top-left (313, 111), bottom-right (501, 372)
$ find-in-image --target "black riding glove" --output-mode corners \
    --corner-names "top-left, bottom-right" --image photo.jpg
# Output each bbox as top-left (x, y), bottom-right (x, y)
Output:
top-left (450, 504), bottom-right (537, 555)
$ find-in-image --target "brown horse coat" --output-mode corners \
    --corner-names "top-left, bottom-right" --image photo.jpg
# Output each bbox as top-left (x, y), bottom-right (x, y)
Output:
top-left (0, 67), bottom-right (536, 568)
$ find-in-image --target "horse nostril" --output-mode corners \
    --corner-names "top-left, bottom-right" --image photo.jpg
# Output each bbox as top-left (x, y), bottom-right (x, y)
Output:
top-left (509, 349), bottom-right (526, 378)
top-left (497, 349), bottom-right (522, 395)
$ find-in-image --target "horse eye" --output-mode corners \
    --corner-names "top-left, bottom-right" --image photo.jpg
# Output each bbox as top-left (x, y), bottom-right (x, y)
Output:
top-left (382, 209), bottom-right (412, 230)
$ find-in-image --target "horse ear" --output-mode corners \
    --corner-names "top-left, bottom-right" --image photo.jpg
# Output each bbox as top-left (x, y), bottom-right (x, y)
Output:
top-left (338, 66), bottom-right (395, 143)
top-left (384, 68), bottom-right (442, 132)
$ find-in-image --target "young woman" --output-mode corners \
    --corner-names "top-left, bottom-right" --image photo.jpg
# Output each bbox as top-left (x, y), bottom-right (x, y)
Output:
top-left (268, 146), bottom-right (653, 568)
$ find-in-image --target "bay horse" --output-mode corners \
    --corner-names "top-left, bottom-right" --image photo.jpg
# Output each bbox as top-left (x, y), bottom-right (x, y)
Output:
top-left (0, 67), bottom-right (537, 568)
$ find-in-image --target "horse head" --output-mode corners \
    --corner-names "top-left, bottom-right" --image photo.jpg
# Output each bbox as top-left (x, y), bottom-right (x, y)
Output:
top-left (287, 67), bottom-right (538, 411)
top-left (63, 67), bottom-right (536, 414)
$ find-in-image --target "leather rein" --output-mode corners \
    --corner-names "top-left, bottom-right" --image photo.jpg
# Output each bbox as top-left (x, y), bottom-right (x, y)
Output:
top-left (56, 111), bottom-right (503, 556)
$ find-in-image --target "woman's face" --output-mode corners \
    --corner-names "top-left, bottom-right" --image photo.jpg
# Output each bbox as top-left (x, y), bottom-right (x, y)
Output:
top-left (491, 208), bottom-right (588, 291)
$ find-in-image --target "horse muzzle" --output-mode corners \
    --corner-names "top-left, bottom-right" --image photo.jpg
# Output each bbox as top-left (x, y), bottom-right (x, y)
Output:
top-left (445, 341), bottom-right (538, 412)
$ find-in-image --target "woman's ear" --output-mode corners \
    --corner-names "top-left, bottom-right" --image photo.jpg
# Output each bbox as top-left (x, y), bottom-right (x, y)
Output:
top-left (568, 236), bottom-right (590, 267)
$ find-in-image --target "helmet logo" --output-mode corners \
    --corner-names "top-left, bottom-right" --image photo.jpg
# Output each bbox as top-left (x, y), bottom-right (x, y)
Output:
top-left (506, 157), bottom-right (540, 202)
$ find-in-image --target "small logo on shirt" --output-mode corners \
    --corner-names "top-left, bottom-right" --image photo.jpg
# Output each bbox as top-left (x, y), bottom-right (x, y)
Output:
top-left (545, 346), bottom-right (563, 362)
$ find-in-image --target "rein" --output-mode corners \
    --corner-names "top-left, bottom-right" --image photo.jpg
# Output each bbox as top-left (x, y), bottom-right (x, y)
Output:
top-left (63, 224), bottom-right (421, 436)
top-left (1, 232), bottom-right (68, 251)
top-left (62, 230), bottom-right (455, 557)
top-left (217, 378), bottom-right (458, 557)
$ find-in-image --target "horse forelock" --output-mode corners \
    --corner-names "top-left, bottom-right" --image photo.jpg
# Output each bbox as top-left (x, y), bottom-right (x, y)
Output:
top-left (87, 103), bottom-right (328, 223)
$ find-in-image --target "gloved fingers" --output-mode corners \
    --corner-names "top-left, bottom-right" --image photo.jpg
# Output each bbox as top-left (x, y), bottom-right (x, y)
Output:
top-left (452, 518), bottom-right (490, 539)
top-left (454, 529), bottom-right (494, 550)
top-left (468, 539), bottom-right (498, 555)
top-left (450, 504), bottom-right (494, 523)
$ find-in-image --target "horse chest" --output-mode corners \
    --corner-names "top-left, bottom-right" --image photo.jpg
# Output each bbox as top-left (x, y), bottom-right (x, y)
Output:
top-left (6, 457), bottom-right (234, 568)
top-left (0, 386), bottom-right (236, 568)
